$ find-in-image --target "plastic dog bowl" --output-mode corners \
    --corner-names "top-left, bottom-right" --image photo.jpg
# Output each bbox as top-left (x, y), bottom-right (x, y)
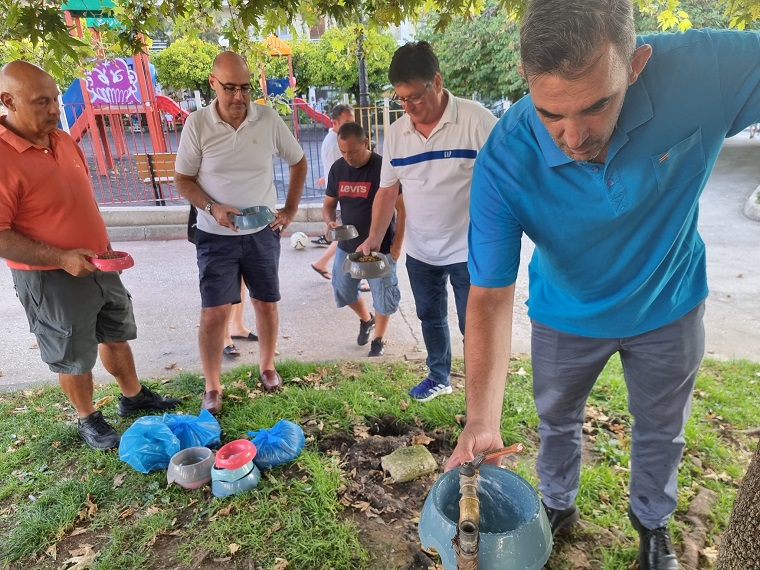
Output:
top-left (211, 460), bottom-right (255, 483)
top-left (233, 206), bottom-right (275, 230)
top-left (326, 225), bottom-right (359, 242)
top-left (215, 439), bottom-right (257, 470)
top-left (342, 251), bottom-right (391, 280)
top-left (211, 463), bottom-right (261, 498)
top-left (89, 251), bottom-right (134, 272)
top-left (166, 446), bottom-right (215, 489)
top-left (418, 465), bottom-right (552, 570)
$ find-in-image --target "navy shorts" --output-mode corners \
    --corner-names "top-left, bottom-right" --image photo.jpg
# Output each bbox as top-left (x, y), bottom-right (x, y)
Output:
top-left (195, 228), bottom-right (281, 307)
top-left (11, 269), bottom-right (137, 375)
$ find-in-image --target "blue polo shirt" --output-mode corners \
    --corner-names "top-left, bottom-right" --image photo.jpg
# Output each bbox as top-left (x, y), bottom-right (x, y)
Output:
top-left (469, 29), bottom-right (760, 337)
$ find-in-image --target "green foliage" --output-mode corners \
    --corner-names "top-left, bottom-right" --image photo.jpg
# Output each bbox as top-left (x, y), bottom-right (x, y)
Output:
top-left (417, 3), bottom-right (527, 104)
top-left (307, 26), bottom-right (399, 98)
top-left (151, 36), bottom-right (219, 101)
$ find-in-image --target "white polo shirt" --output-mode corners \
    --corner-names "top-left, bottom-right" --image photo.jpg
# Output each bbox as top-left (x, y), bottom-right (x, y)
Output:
top-left (175, 100), bottom-right (304, 236)
top-left (320, 128), bottom-right (341, 173)
top-left (380, 91), bottom-right (497, 265)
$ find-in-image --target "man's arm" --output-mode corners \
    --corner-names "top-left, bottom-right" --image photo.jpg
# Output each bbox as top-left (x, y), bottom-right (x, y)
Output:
top-left (274, 155), bottom-right (307, 231)
top-left (445, 283), bottom-right (516, 471)
top-left (389, 193), bottom-right (406, 262)
top-left (0, 229), bottom-right (96, 277)
top-left (174, 172), bottom-right (238, 231)
top-left (358, 182), bottom-right (400, 254)
top-left (322, 195), bottom-right (339, 233)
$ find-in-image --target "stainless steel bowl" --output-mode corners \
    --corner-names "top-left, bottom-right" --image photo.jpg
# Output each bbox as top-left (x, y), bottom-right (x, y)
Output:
top-left (342, 251), bottom-right (391, 279)
top-left (233, 206), bottom-right (275, 230)
top-left (326, 225), bottom-right (359, 242)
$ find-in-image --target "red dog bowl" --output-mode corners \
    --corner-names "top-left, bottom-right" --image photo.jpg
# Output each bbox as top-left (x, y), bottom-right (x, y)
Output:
top-left (89, 251), bottom-right (134, 271)
top-left (215, 439), bottom-right (257, 470)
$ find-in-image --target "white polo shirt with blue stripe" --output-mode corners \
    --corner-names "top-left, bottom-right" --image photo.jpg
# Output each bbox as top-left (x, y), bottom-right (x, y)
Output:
top-left (469, 29), bottom-right (760, 338)
top-left (380, 91), bottom-right (497, 265)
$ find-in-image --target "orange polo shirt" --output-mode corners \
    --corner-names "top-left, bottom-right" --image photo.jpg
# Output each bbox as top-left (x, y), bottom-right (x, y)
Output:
top-left (0, 117), bottom-right (109, 270)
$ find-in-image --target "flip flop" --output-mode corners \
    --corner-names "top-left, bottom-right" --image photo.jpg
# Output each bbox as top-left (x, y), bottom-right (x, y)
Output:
top-left (231, 332), bottom-right (258, 342)
top-left (310, 263), bottom-right (332, 280)
top-left (223, 344), bottom-right (241, 357)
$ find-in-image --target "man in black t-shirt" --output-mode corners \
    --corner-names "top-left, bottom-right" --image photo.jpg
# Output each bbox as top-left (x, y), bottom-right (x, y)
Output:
top-left (324, 122), bottom-right (406, 357)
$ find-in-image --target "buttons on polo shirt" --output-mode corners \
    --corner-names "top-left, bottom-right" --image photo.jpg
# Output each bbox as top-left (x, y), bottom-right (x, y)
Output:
top-left (607, 179), bottom-right (615, 187)
top-left (591, 166), bottom-right (600, 172)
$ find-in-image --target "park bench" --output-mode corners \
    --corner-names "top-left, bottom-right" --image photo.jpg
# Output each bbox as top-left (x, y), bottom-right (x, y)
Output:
top-left (135, 152), bottom-right (177, 206)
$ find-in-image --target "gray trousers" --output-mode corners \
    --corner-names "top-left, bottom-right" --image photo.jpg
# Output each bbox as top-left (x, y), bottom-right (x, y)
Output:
top-left (531, 302), bottom-right (705, 529)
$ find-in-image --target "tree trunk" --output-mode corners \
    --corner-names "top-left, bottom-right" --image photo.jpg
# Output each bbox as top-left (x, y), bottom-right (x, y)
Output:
top-left (715, 442), bottom-right (760, 569)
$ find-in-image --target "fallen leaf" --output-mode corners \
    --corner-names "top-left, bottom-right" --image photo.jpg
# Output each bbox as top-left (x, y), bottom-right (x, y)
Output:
top-left (411, 434), bottom-right (434, 446)
top-left (62, 544), bottom-right (97, 570)
top-left (46, 544), bottom-right (57, 560)
top-left (399, 399), bottom-right (409, 411)
top-left (273, 557), bottom-right (288, 570)
top-left (70, 528), bottom-right (87, 537)
top-left (515, 367), bottom-right (527, 376)
top-left (119, 507), bottom-right (135, 519)
top-left (353, 424), bottom-right (371, 440)
top-left (701, 545), bottom-right (719, 564)
top-left (112, 472), bottom-right (127, 489)
top-left (228, 543), bottom-right (241, 555)
top-left (454, 414), bottom-right (466, 426)
top-left (35, 406), bottom-right (46, 413)
top-left (164, 363), bottom-right (180, 370)
top-left (145, 506), bottom-right (161, 515)
top-left (93, 396), bottom-right (114, 409)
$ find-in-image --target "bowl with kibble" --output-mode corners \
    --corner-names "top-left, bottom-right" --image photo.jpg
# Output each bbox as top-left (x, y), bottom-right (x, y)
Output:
top-left (89, 251), bottom-right (134, 271)
top-left (342, 251), bottom-right (391, 280)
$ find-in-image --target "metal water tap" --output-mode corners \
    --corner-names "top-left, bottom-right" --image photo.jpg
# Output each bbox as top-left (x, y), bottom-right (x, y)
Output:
top-left (453, 442), bottom-right (525, 570)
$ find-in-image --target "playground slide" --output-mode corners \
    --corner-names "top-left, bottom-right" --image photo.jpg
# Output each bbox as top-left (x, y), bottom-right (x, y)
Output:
top-left (61, 80), bottom-right (90, 142)
top-left (293, 97), bottom-right (331, 129)
top-left (156, 95), bottom-right (190, 124)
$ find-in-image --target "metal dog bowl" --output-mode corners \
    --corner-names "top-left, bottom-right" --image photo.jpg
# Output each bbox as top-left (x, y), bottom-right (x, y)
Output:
top-left (233, 206), bottom-right (275, 230)
top-left (326, 225), bottom-right (359, 242)
top-left (166, 446), bottom-right (215, 489)
top-left (418, 465), bottom-right (552, 570)
top-left (342, 251), bottom-right (391, 280)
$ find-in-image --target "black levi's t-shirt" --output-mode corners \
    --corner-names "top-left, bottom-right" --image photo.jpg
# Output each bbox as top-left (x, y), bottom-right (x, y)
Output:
top-left (326, 152), bottom-right (397, 254)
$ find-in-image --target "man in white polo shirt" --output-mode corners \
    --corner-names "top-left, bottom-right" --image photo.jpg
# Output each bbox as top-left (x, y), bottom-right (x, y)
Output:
top-left (360, 42), bottom-right (497, 401)
top-left (175, 51), bottom-right (307, 415)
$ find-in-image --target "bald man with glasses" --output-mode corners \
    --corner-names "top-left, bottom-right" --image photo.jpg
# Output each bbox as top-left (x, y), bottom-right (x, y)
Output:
top-left (175, 51), bottom-right (307, 415)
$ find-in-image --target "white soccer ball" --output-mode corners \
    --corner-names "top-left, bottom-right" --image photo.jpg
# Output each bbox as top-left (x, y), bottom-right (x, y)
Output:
top-left (290, 231), bottom-right (309, 250)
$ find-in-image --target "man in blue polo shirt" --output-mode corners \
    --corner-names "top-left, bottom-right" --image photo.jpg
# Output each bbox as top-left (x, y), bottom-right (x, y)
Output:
top-left (445, 1), bottom-right (760, 569)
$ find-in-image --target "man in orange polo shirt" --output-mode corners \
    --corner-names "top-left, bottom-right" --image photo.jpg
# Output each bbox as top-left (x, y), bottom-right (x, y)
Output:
top-left (0, 61), bottom-right (179, 451)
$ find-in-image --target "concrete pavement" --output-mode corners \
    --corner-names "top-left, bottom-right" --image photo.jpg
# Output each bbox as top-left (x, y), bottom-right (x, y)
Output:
top-left (0, 132), bottom-right (759, 390)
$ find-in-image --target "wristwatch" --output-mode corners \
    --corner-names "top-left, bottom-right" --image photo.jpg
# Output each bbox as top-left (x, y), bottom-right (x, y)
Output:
top-left (204, 201), bottom-right (214, 215)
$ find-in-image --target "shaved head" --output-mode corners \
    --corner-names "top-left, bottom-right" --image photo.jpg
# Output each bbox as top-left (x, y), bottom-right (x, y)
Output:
top-left (212, 51), bottom-right (250, 77)
top-left (0, 60), bottom-right (61, 146)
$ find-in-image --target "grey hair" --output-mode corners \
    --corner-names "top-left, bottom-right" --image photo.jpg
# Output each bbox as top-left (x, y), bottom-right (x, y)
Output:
top-left (330, 103), bottom-right (354, 120)
top-left (520, 0), bottom-right (636, 79)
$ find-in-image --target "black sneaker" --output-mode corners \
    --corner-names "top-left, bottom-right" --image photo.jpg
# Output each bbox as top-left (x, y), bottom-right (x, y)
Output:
top-left (78, 411), bottom-right (120, 450)
top-left (543, 501), bottom-right (580, 537)
top-left (628, 508), bottom-right (680, 570)
top-left (368, 337), bottom-right (384, 357)
top-left (357, 314), bottom-right (375, 346)
top-left (117, 385), bottom-right (180, 416)
top-left (311, 235), bottom-right (329, 247)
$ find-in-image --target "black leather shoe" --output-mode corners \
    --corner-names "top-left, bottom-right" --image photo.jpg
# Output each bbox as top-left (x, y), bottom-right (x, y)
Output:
top-left (542, 501), bottom-right (580, 536)
top-left (628, 508), bottom-right (680, 570)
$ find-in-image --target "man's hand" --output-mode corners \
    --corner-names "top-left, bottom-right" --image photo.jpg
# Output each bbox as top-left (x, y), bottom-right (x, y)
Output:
top-left (272, 206), bottom-right (297, 232)
top-left (60, 248), bottom-right (98, 277)
top-left (316, 176), bottom-right (326, 188)
top-left (444, 422), bottom-right (504, 472)
top-left (210, 203), bottom-right (240, 231)
top-left (356, 235), bottom-right (382, 256)
top-left (390, 242), bottom-right (402, 262)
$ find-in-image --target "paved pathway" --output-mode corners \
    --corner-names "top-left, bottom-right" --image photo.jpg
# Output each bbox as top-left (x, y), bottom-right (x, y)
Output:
top-left (1, 133), bottom-right (758, 390)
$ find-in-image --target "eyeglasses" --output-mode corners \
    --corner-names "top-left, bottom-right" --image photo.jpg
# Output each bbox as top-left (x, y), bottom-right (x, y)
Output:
top-left (394, 82), bottom-right (432, 105)
top-left (216, 80), bottom-right (253, 96)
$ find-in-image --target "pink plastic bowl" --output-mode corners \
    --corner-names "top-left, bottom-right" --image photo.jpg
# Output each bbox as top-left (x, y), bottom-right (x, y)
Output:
top-left (89, 251), bottom-right (134, 272)
top-left (215, 439), bottom-right (257, 470)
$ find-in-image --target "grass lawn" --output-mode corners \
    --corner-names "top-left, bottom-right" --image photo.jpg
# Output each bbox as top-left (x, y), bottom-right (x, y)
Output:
top-left (0, 356), bottom-right (758, 569)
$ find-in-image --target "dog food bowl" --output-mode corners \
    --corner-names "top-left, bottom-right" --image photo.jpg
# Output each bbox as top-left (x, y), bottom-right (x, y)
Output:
top-left (211, 460), bottom-right (255, 483)
top-left (342, 251), bottom-right (391, 280)
top-left (89, 251), bottom-right (134, 272)
top-left (233, 206), bottom-right (275, 230)
top-left (215, 439), bottom-right (257, 470)
top-left (326, 225), bottom-right (359, 242)
top-left (166, 446), bottom-right (215, 489)
top-left (211, 463), bottom-right (262, 498)
top-left (418, 465), bottom-right (552, 570)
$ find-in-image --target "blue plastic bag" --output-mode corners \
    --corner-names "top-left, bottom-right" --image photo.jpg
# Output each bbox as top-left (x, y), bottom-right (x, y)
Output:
top-left (119, 416), bottom-right (180, 473)
top-left (247, 420), bottom-right (305, 469)
top-left (163, 409), bottom-right (221, 449)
